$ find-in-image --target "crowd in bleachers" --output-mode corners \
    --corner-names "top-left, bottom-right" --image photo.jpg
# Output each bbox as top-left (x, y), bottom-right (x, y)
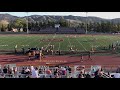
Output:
top-left (0, 64), bottom-right (120, 78)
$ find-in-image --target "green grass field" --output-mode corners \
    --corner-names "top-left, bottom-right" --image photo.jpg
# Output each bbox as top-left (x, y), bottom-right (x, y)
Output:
top-left (0, 34), bottom-right (120, 52)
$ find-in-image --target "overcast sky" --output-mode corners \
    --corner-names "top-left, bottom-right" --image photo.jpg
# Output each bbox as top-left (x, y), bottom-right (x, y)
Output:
top-left (0, 12), bottom-right (120, 19)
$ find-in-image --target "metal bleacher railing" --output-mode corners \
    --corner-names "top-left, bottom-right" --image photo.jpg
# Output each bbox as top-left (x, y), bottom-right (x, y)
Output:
top-left (0, 64), bottom-right (119, 78)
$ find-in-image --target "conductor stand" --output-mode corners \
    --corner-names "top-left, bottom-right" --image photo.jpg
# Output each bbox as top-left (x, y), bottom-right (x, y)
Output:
top-left (55, 24), bottom-right (60, 34)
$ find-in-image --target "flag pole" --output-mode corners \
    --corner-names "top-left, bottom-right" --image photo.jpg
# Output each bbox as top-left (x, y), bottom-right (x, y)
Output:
top-left (86, 12), bottom-right (88, 34)
top-left (26, 12), bottom-right (29, 34)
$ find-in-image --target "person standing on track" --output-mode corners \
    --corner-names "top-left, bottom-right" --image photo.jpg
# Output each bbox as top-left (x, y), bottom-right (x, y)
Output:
top-left (80, 54), bottom-right (84, 62)
top-left (88, 51), bottom-right (92, 60)
top-left (58, 50), bottom-right (61, 55)
top-left (28, 52), bottom-right (31, 60)
top-left (39, 50), bottom-right (42, 61)
top-left (33, 51), bottom-right (36, 59)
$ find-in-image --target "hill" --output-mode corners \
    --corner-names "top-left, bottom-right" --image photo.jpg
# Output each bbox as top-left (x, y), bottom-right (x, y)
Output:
top-left (0, 14), bottom-right (120, 25)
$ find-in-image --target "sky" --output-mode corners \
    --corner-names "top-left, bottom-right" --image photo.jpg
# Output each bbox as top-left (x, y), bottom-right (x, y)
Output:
top-left (0, 12), bottom-right (120, 19)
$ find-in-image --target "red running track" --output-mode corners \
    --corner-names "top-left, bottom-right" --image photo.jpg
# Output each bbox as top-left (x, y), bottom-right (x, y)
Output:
top-left (0, 55), bottom-right (120, 68)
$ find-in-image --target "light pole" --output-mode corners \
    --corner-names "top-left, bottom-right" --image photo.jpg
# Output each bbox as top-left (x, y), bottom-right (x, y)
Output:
top-left (26, 12), bottom-right (29, 34)
top-left (85, 12), bottom-right (88, 34)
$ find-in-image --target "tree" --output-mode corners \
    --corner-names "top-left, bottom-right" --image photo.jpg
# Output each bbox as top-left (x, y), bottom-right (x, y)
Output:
top-left (7, 24), bottom-right (12, 31)
top-left (1, 24), bottom-right (5, 32)
top-left (0, 20), bottom-right (9, 31)
top-left (12, 18), bottom-right (27, 32)
top-left (59, 17), bottom-right (68, 27)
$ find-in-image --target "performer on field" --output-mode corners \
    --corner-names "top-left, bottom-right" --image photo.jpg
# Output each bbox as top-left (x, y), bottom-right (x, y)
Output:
top-left (14, 45), bottom-right (17, 54)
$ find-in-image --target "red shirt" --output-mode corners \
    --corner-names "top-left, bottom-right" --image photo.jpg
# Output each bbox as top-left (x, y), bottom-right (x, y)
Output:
top-left (46, 70), bottom-right (51, 74)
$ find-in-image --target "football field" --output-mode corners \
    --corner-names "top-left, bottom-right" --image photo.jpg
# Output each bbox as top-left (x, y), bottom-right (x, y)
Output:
top-left (0, 34), bottom-right (120, 52)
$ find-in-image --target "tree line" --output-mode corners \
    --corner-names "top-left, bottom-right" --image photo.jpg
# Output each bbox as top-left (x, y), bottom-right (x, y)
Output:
top-left (0, 18), bottom-right (120, 33)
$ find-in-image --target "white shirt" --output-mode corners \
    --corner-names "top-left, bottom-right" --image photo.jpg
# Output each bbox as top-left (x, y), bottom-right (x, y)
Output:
top-left (31, 66), bottom-right (39, 78)
top-left (25, 68), bottom-right (30, 72)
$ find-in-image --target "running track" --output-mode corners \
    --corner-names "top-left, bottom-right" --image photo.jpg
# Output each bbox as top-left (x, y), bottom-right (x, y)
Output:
top-left (0, 55), bottom-right (120, 69)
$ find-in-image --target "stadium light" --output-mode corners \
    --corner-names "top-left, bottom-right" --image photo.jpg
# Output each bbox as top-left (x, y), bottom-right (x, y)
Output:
top-left (26, 12), bottom-right (29, 34)
top-left (86, 12), bottom-right (88, 34)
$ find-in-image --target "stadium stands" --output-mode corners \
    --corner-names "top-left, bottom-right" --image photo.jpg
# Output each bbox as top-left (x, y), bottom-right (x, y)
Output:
top-left (29, 27), bottom-right (85, 34)
top-left (0, 65), bottom-right (118, 78)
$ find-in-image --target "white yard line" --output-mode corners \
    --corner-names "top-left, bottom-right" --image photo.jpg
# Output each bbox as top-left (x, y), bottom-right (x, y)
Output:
top-left (57, 35), bottom-right (61, 51)
top-left (75, 38), bottom-right (87, 51)
top-left (96, 36), bottom-right (108, 46)
top-left (20, 36), bottom-right (37, 48)
top-left (67, 36), bottom-right (72, 48)
top-left (83, 37), bottom-right (93, 48)
top-left (57, 42), bottom-right (61, 51)
top-left (33, 36), bottom-right (44, 48)
top-left (85, 35), bottom-right (104, 49)
top-left (1, 38), bottom-right (24, 49)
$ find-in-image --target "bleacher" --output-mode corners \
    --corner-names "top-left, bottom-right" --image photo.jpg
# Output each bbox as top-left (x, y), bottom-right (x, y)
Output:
top-left (0, 64), bottom-right (119, 78)
top-left (29, 27), bottom-right (85, 34)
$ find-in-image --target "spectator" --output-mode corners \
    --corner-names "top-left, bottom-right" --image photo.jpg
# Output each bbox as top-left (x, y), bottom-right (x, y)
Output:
top-left (54, 69), bottom-right (58, 76)
top-left (78, 71), bottom-right (85, 78)
top-left (38, 68), bottom-right (43, 74)
top-left (94, 69), bottom-right (104, 78)
top-left (1, 65), bottom-right (120, 78)
top-left (3, 66), bottom-right (7, 74)
top-left (80, 65), bottom-right (85, 75)
top-left (0, 68), bottom-right (2, 74)
top-left (7, 65), bottom-right (13, 77)
top-left (68, 66), bottom-right (72, 73)
top-left (85, 74), bottom-right (91, 78)
top-left (31, 66), bottom-right (39, 78)
top-left (25, 67), bottom-right (30, 74)
top-left (46, 69), bottom-right (52, 78)
top-left (113, 71), bottom-right (120, 78)
top-left (7, 65), bottom-right (12, 73)
top-left (13, 67), bottom-right (17, 76)
top-left (116, 66), bottom-right (120, 73)
top-left (55, 73), bottom-right (59, 78)
top-left (98, 72), bottom-right (104, 78)
top-left (21, 67), bottom-right (25, 74)
top-left (13, 67), bottom-right (17, 74)
top-left (107, 72), bottom-right (110, 76)
top-left (61, 67), bottom-right (66, 76)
